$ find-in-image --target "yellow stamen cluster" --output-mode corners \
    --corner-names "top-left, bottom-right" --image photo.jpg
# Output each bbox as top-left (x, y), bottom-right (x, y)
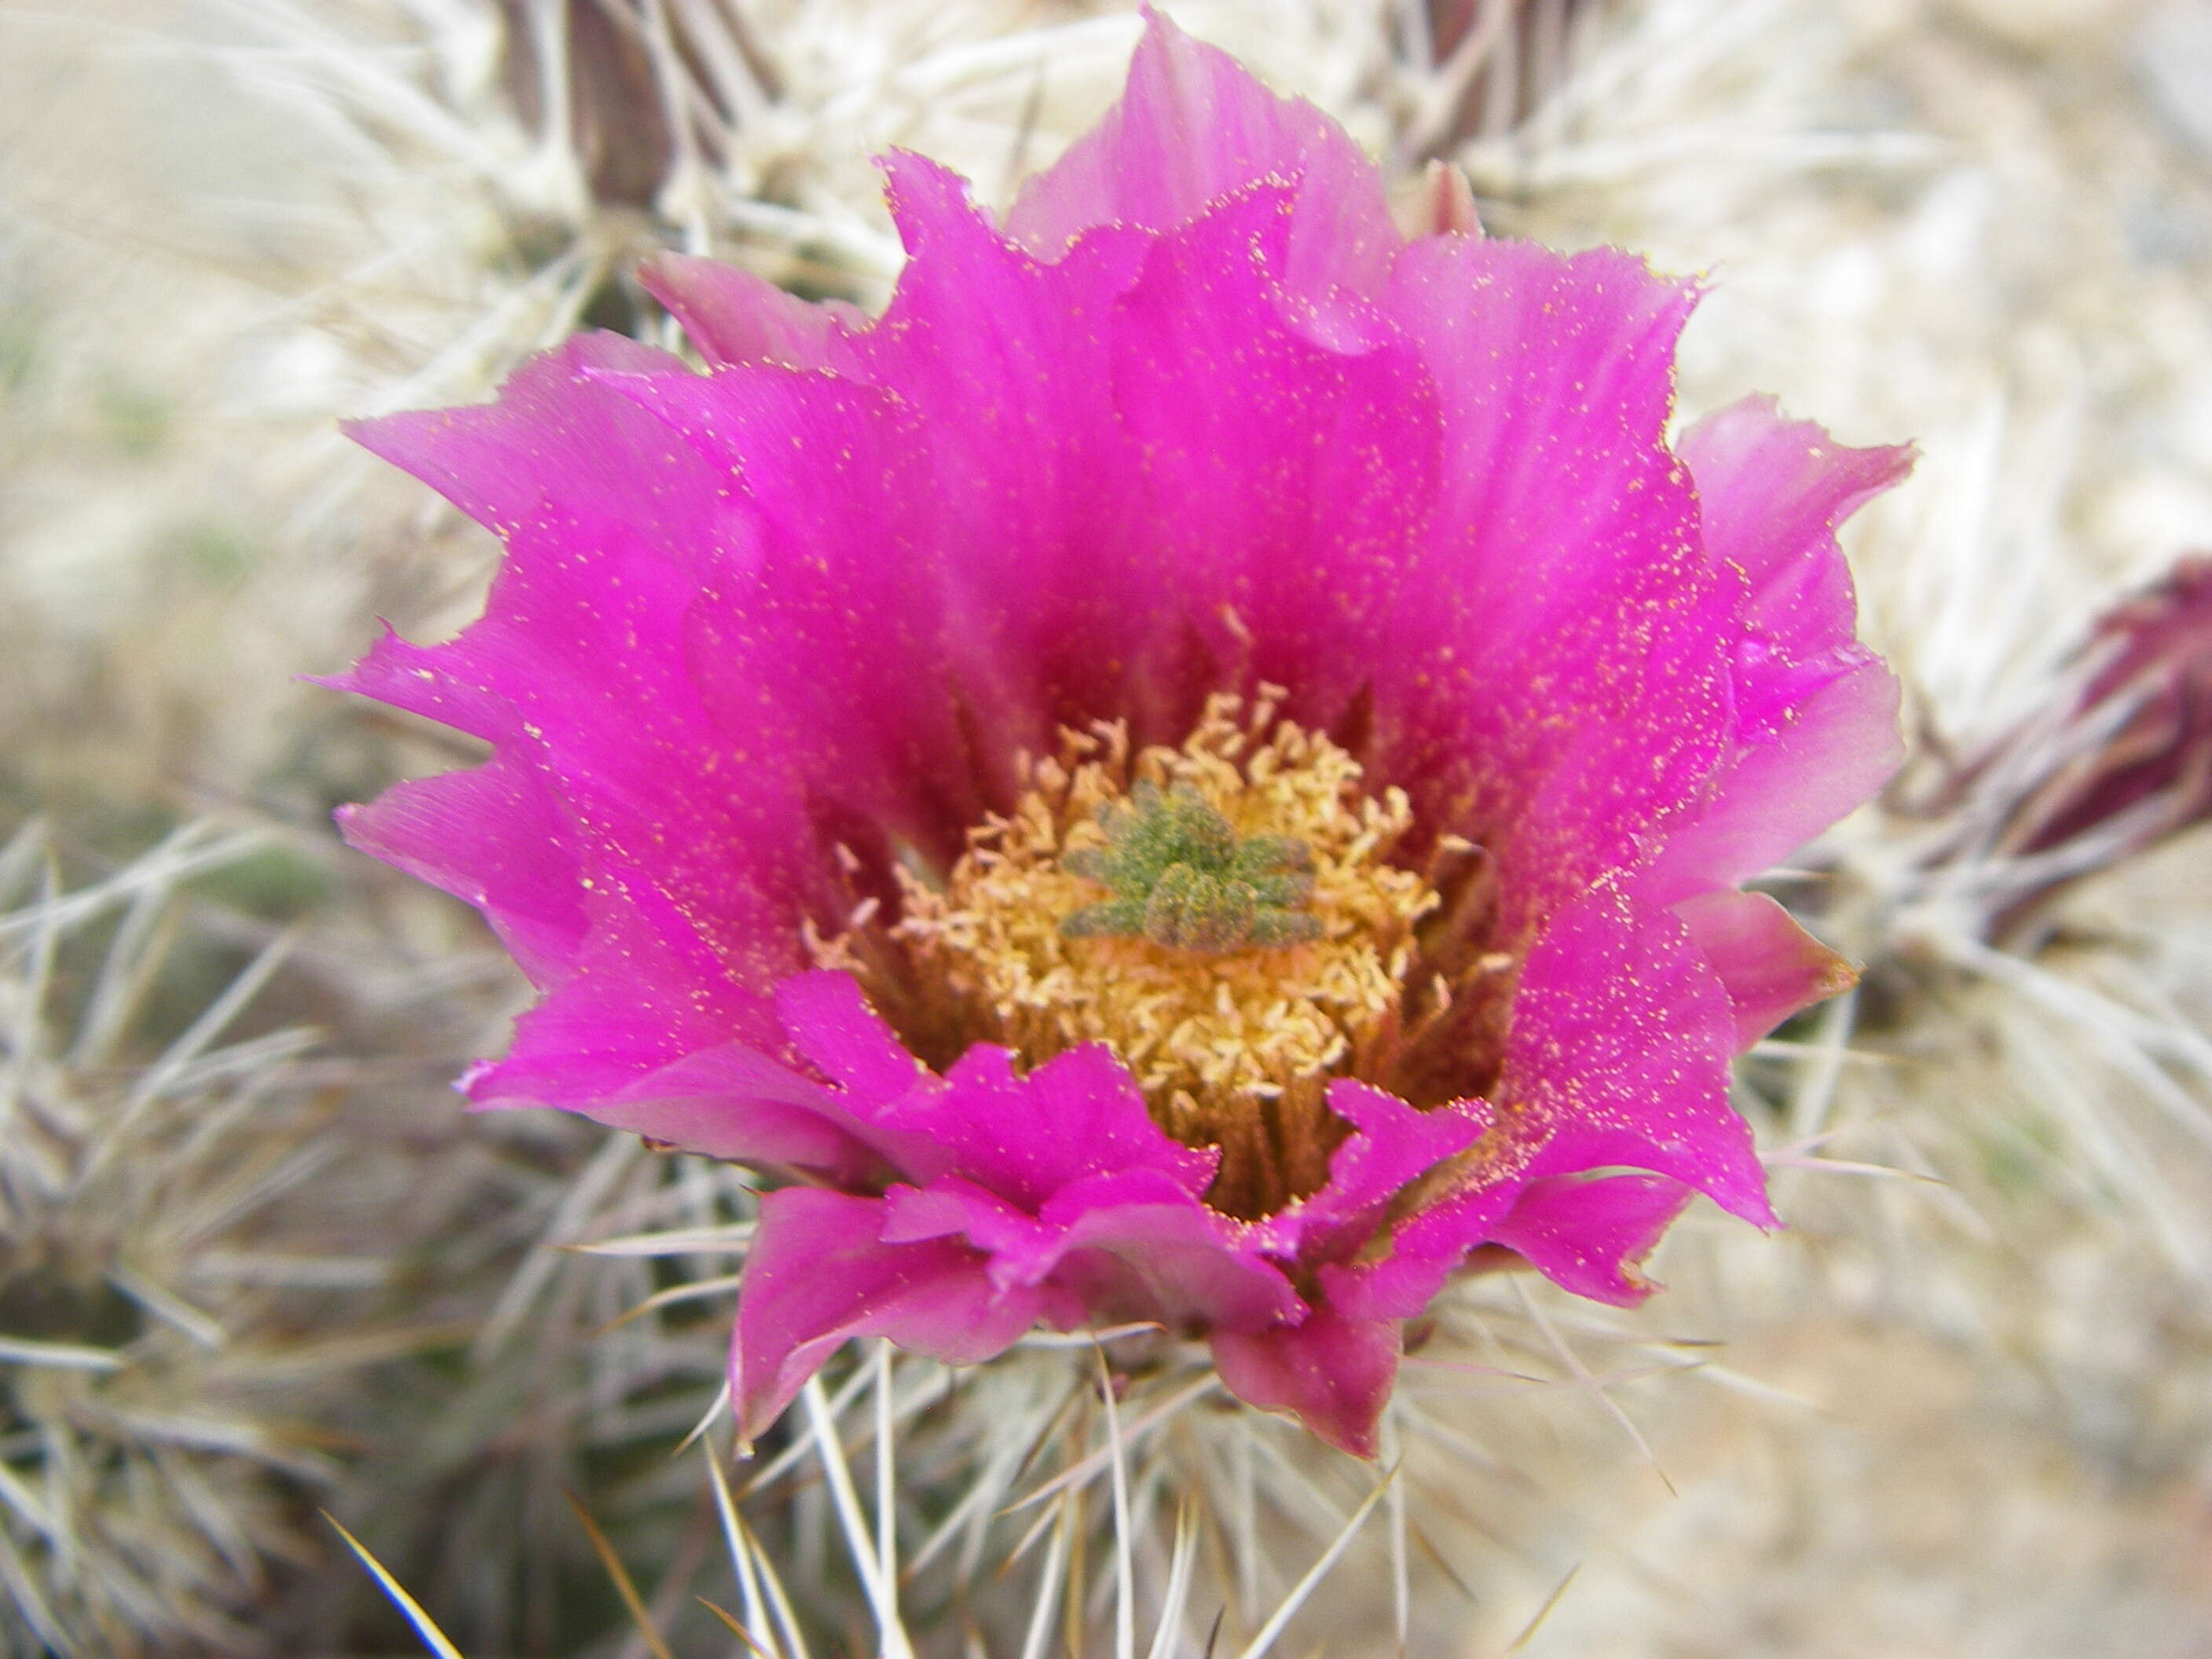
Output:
top-left (894, 693), bottom-right (1438, 1177)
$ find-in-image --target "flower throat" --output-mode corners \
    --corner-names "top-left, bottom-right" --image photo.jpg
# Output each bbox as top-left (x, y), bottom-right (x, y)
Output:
top-left (814, 692), bottom-right (1509, 1218)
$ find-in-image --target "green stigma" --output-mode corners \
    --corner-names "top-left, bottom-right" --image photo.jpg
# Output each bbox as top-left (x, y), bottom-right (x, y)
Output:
top-left (1060, 782), bottom-right (1322, 953)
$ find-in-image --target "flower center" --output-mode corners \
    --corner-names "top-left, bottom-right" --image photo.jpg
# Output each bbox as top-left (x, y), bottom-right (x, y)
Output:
top-left (822, 693), bottom-right (1435, 1215)
top-left (813, 691), bottom-right (1519, 1218)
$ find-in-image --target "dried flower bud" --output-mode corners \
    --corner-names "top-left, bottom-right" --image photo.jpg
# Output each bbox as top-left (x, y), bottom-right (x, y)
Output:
top-left (1903, 555), bottom-right (2212, 944)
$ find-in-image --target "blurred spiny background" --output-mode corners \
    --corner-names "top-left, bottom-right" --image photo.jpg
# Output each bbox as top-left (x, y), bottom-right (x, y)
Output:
top-left (3, 2), bottom-right (2212, 1655)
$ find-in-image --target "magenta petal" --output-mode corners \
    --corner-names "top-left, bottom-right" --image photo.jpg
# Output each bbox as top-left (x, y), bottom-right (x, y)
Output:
top-left (733, 1188), bottom-right (1048, 1445)
top-left (1509, 884), bottom-right (1775, 1227)
top-left (1318, 1174), bottom-right (1521, 1325)
top-left (345, 333), bottom-right (745, 557)
top-left (831, 152), bottom-right (1155, 752)
top-left (334, 504), bottom-right (816, 1018)
top-left (1490, 1174), bottom-right (1694, 1304)
top-left (324, 622), bottom-right (530, 746)
top-left (769, 978), bottom-right (1298, 1328)
top-left (1270, 1082), bottom-right (1487, 1261)
top-left (1212, 1306), bottom-right (1400, 1458)
top-left (775, 971), bottom-right (932, 1104)
top-left (1039, 1174), bottom-right (1305, 1331)
top-left (581, 356), bottom-right (1023, 848)
top-left (547, 1042), bottom-right (882, 1182)
top-left (880, 1178), bottom-right (1049, 1269)
top-left (881, 1166), bottom-right (1300, 1328)
top-left (638, 254), bottom-right (859, 371)
top-left (343, 520), bottom-right (827, 1127)
top-left (448, 839), bottom-right (791, 1098)
top-left (460, 962), bottom-right (780, 1116)
top-left (1104, 184), bottom-right (1441, 731)
top-left (1373, 237), bottom-right (1736, 926)
top-left (1646, 656), bottom-right (1901, 904)
top-left (1674, 889), bottom-right (1858, 1049)
top-left (1683, 395), bottom-right (1913, 665)
top-left (770, 972), bottom-right (967, 1183)
top-left (1004, 12), bottom-right (1400, 299)
top-left (1645, 396), bottom-right (1912, 899)
top-left (907, 1044), bottom-right (1216, 1208)
top-left (770, 974), bottom-right (1212, 1196)
top-left (335, 759), bottom-right (583, 985)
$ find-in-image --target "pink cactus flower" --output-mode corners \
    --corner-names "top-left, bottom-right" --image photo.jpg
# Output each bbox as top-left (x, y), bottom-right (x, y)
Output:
top-left (330, 13), bottom-right (1910, 1456)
